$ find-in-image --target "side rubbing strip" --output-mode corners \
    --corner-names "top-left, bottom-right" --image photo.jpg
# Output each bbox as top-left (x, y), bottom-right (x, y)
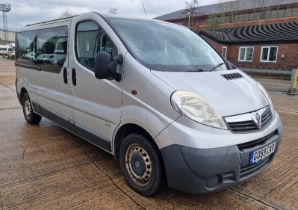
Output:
top-left (40, 106), bottom-right (69, 129)
top-left (35, 104), bottom-right (112, 153)
top-left (75, 125), bottom-right (112, 152)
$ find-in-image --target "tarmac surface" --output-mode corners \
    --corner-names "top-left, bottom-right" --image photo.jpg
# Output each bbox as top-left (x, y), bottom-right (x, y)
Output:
top-left (0, 58), bottom-right (297, 209)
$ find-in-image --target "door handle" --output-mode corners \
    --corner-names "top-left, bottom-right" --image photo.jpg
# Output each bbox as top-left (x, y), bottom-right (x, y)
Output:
top-left (72, 68), bottom-right (76, 86)
top-left (63, 67), bottom-right (67, 84)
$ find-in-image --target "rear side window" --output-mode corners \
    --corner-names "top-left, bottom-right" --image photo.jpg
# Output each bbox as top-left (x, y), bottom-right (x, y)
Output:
top-left (36, 26), bottom-right (68, 73)
top-left (16, 31), bottom-right (37, 66)
top-left (75, 20), bottom-right (118, 71)
top-left (16, 26), bottom-right (68, 73)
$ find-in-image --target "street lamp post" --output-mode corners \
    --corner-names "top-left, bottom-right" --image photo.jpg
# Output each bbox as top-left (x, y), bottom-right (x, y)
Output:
top-left (0, 3), bottom-right (11, 41)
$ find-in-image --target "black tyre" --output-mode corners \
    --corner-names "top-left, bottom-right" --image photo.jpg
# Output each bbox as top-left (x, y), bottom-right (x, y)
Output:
top-left (119, 133), bottom-right (164, 196)
top-left (21, 92), bottom-right (42, 124)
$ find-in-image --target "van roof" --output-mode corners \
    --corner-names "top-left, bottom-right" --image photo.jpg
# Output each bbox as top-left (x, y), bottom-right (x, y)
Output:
top-left (22, 12), bottom-right (159, 31)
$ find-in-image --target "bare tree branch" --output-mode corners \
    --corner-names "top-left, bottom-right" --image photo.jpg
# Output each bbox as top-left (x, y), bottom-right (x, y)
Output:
top-left (108, 8), bottom-right (119, 15)
top-left (185, 0), bottom-right (198, 12)
top-left (59, 9), bottom-right (74, 18)
top-left (216, 0), bottom-right (240, 28)
top-left (250, 0), bottom-right (282, 22)
top-left (185, 0), bottom-right (199, 28)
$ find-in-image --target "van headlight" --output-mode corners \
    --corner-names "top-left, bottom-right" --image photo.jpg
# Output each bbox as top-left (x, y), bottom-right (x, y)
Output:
top-left (171, 91), bottom-right (227, 129)
top-left (256, 82), bottom-right (275, 117)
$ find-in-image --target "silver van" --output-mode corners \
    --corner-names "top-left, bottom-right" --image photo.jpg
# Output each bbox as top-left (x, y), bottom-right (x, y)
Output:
top-left (15, 12), bottom-right (282, 196)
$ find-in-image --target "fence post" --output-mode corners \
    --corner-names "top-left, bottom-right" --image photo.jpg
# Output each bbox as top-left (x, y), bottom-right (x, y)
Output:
top-left (287, 68), bottom-right (298, 95)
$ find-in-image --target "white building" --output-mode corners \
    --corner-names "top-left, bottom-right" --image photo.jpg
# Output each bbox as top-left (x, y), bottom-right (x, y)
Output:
top-left (0, 29), bottom-right (15, 43)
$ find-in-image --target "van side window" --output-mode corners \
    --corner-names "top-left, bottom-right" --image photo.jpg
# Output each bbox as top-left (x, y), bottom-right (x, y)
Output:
top-left (76, 20), bottom-right (118, 71)
top-left (36, 26), bottom-right (68, 73)
top-left (16, 31), bottom-right (37, 66)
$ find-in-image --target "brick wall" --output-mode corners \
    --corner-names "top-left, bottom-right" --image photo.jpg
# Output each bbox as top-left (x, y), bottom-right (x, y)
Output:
top-left (201, 36), bottom-right (298, 70)
top-left (202, 36), bottom-right (225, 54)
top-left (227, 44), bottom-right (298, 70)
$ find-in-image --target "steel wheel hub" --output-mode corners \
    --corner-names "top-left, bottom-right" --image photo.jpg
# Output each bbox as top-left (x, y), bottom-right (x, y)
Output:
top-left (125, 143), bottom-right (152, 187)
top-left (24, 99), bottom-right (32, 116)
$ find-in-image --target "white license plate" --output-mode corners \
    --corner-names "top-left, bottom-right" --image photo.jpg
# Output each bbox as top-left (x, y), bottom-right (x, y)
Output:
top-left (249, 142), bottom-right (276, 164)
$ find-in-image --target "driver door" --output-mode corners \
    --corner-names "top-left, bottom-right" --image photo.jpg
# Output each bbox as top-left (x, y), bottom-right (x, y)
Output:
top-left (68, 14), bottom-right (123, 149)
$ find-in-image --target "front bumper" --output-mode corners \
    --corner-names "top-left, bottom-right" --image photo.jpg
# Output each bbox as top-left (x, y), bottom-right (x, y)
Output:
top-left (161, 130), bottom-right (281, 193)
top-left (157, 112), bottom-right (282, 193)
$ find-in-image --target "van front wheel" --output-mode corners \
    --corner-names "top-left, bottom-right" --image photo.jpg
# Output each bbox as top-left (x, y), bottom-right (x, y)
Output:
top-left (119, 133), bottom-right (164, 196)
top-left (21, 92), bottom-right (42, 124)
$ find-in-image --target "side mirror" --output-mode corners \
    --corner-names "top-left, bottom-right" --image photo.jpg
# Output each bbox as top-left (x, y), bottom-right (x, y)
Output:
top-left (94, 52), bottom-right (123, 82)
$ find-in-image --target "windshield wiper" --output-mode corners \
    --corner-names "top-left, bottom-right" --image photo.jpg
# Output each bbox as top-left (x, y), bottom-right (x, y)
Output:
top-left (186, 69), bottom-right (206, 72)
top-left (208, 62), bottom-right (225, 72)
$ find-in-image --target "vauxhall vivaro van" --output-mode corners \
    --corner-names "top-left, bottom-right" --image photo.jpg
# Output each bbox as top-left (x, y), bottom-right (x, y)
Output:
top-left (15, 12), bottom-right (282, 196)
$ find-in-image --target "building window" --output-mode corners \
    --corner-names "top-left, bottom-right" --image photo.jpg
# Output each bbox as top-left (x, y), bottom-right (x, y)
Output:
top-left (260, 46), bottom-right (278, 63)
top-left (285, 8), bottom-right (292, 17)
top-left (222, 46), bottom-right (227, 59)
top-left (239, 13), bottom-right (249, 22)
top-left (238, 46), bottom-right (253, 62)
top-left (271, 10), bottom-right (278, 18)
top-left (265, 10), bottom-right (272, 19)
top-left (277, 9), bottom-right (286, 18)
top-left (292, 7), bottom-right (298, 16)
top-left (249, 12), bottom-right (260, 21)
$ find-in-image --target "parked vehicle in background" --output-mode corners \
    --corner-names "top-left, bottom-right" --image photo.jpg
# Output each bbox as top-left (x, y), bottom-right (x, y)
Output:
top-left (0, 46), bottom-right (7, 55)
top-left (0, 45), bottom-right (13, 56)
top-left (0, 44), bottom-right (15, 59)
top-left (24, 52), bottom-right (36, 60)
top-left (3, 50), bottom-right (15, 59)
top-left (15, 12), bottom-right (283, 196)
top-left (36, 54), bottom-right (54, 63)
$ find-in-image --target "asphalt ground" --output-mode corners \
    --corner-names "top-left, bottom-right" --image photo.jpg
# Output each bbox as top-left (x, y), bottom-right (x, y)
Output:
top-left (0, 58), bottom-right (297, 209)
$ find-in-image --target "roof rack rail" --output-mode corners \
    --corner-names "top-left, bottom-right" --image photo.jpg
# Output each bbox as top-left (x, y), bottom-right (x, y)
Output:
top-left (25, 15), bottom-right (77, 27)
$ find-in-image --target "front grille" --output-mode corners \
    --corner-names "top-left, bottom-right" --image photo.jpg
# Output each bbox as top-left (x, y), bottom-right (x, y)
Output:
top-left (221, 73), bottom-right (243, 80)
top-left (261, 106), bottom-right (272, 126)
top-left (228, 120), bottom-right (258, 132)
top-left (238, 130), bottom-right (277, 151)
top-left (225, 106), bottom-right (272, 133)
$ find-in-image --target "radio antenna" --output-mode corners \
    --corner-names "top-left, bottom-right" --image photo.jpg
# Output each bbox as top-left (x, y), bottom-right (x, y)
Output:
top-left (142, 2), bottom-right (148, 17)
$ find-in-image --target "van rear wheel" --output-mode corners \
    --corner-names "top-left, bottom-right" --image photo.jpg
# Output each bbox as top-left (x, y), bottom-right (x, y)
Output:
top-left (119, 133), bottom-right (164, 196)
top-left (21, 92), bottom-right (42, 124)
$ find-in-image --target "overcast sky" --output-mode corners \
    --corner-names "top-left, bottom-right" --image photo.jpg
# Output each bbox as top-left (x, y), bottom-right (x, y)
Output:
top-left (2, 0), bottom-right (224, 31)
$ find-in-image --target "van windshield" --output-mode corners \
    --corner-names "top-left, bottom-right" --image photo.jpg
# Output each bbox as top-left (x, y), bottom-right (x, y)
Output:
top-left (108, 17), bottom-right (229, 72)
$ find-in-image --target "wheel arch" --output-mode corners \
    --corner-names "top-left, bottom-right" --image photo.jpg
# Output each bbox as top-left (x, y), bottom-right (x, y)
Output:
top-left (113, 123), bottom-right (160, 161)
